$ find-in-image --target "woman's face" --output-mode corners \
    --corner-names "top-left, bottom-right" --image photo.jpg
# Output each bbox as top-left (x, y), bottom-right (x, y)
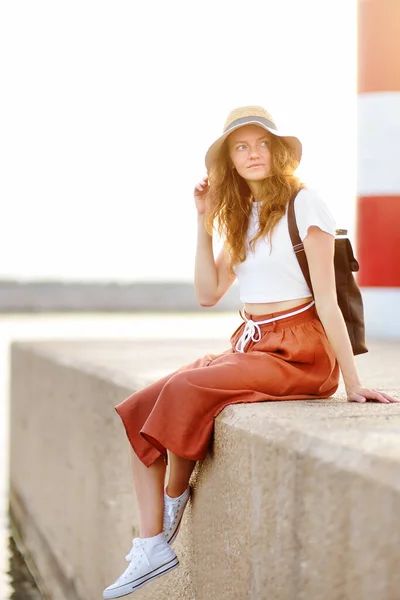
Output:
top-left (227, 124), bottom-right (272, 182)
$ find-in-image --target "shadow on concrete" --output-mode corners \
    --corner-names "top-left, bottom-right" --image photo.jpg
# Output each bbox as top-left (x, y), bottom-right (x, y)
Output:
top-left (6, 534), bottom-right (42, 600)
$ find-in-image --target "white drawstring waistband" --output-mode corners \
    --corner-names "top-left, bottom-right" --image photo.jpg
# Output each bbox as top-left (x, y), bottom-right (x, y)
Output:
top-left (235, 300), bottom-right (315, 353)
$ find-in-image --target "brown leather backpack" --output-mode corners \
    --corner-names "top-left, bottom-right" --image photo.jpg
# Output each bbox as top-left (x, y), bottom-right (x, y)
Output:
top-left (287, 191), bottom-right (368, 356)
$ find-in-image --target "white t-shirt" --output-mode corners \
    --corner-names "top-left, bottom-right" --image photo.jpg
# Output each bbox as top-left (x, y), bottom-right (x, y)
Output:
top-left (233, 188), bottom-right (336, 303)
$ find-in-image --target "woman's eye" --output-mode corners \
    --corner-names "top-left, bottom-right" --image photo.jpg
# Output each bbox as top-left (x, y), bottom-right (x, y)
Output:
top-left (260, 140), bottom-right (268, 148)
top-left (237, 145), bottom-right (246, 151)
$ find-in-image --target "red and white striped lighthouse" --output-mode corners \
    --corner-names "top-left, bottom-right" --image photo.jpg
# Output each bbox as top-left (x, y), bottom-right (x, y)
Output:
top-left (357, 0), bottom-right (400, 338)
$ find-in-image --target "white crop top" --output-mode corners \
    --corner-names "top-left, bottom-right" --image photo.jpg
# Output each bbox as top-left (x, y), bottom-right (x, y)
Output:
top-left (233, 188), bottom-right (336, 303)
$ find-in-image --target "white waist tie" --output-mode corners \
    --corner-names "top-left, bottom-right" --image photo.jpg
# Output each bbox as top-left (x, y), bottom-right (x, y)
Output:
top-left (235, 300), bottom-right (315, 353)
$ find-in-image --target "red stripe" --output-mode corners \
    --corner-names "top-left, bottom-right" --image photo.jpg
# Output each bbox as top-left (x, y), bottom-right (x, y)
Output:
top-left (356, 196), bottom-right (400, 286)
top-left (358, 0), bottom-right (400, 93)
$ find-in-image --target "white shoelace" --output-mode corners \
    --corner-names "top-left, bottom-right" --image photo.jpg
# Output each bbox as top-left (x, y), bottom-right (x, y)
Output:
top-left (235, 300), bottom-right (315, 353)
top-left (125, 538), bottom-right (150, 566)
top-left (164, 501), bottom-right (175, 528)
top-left (125, 497), bottom-right (181, 564)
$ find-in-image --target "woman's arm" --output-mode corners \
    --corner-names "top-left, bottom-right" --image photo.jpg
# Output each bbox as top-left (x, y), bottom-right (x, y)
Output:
top-left (303, 226), bottom-right (398, 403)
top-left (194, 213), bottom-right (218, 305)
top-left (192, 176), bottom-right (236, 306)
top-left (194, 214), bottom-right (236, 306)
top-left (303, 226), bottom-right (360, 389)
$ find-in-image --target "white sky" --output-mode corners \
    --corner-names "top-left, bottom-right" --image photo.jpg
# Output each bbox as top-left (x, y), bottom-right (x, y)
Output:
top-left (0, 0), bottom-right (357, 282)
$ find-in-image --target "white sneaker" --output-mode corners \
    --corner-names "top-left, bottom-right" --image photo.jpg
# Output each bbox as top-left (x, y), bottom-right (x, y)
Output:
top-left (103, 533), bottom-right (179, 599)
top-left (163, 487), bottom-right (190, 544)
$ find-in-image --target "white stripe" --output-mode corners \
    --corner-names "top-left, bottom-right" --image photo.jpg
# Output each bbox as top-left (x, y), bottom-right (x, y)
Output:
top-left (357, 92), bottom-right (400, 196)
top-left (361, 288), bottom-right (400, 339)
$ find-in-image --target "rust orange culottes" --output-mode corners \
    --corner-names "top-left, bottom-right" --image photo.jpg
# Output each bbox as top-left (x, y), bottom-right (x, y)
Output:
top-left (115, 301), bottom-right (340, 467)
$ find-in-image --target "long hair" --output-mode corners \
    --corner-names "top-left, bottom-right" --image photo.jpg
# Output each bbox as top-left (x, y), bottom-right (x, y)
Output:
top-left (205, 132), bottom-right (304, 273)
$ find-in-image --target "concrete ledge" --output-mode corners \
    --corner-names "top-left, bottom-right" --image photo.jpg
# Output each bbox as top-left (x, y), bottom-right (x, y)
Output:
top-left (0, 281), bottom-right (240, 312)
top-left (9, 340), bottom-right (400, 600)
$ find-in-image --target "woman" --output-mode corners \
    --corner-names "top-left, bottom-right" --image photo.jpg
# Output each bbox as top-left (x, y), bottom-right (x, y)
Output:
top-left (103, 106), bottom-right (399, 599)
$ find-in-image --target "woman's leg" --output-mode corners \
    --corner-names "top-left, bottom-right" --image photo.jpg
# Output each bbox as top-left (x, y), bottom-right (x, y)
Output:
top-left (130, 446), bottom-right (196, 538)
top-left (166, 451), bottom-right (197, 497)
top-left (130, 449), bottom-right (166, 538)
top-left (103, 450), bottom-right (178, 597)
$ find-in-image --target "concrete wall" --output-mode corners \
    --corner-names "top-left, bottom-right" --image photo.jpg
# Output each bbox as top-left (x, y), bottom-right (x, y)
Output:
top-left (0, 281), bottom-right (240, 312)
top-left (9, 340), bottom-right (400, 600)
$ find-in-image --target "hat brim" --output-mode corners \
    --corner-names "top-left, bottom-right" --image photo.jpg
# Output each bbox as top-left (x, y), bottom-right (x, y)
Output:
top-left (205, 119), bottom-right (302, 172)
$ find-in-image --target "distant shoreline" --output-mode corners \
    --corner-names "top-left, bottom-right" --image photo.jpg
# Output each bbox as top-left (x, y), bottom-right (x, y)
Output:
top-left (0, 281), bottom-right (240, 313)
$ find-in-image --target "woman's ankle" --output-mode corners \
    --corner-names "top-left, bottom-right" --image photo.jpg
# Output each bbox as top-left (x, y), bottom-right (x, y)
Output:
top-left (164, 484), bottom-right (189, 499)
top-left (139, 527), bottom-right (164, 538)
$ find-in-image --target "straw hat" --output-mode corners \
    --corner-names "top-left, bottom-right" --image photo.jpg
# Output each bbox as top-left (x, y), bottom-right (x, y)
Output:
top-left (205, 105), bottom-right (302, 171)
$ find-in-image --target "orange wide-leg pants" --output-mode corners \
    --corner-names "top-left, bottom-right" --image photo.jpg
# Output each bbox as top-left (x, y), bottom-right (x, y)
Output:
top-left (115, 301), bottom-right (340, 467)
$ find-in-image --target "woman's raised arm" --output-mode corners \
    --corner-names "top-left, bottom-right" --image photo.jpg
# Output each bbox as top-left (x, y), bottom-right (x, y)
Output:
top-left (193, 177), bottom-right (236, 306)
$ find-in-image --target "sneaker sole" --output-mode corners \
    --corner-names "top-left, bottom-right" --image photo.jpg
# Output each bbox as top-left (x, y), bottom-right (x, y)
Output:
top-left (103, 556), bottom-right (179, 599)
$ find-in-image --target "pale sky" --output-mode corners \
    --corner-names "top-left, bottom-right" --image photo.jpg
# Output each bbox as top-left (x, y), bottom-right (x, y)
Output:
top-left (0, 0), bottom-right (357, 282)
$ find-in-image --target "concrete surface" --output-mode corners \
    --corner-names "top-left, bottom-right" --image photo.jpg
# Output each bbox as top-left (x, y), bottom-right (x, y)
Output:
top-left (0, 312), bottom-right (242, 599)
top-left (9, 337), bottom-right (400, 600)
top-left (0, 281), bottom-right (240, 312)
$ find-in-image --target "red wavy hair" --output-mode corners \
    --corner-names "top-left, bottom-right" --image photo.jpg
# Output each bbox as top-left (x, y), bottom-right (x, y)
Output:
top-left (205, 132), bottom-right (305, 273)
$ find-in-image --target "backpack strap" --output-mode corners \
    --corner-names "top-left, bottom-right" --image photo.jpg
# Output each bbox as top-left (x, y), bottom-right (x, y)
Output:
top-left (287, 188), bottom-right (315, 296)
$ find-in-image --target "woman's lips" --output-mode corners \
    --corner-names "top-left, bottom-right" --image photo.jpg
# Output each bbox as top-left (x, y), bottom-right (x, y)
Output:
top-left (247, 164), bottom-right (264, 169)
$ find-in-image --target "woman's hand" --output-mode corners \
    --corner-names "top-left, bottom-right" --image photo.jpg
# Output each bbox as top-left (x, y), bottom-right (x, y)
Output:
top-left (346, 384), bottom-right (400, 403)
top-left (194, 176), bottom-right (210, 215)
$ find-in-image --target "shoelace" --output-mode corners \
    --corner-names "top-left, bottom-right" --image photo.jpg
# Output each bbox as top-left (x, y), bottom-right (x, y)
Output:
top-left (235, 300), bottom-right (315, 353)
top-left (164, 499), bottom-right (179, 529)
top-left (125, 493), bottom-right (186, 562)
top-left (125, 538), bottom-right (151, 566)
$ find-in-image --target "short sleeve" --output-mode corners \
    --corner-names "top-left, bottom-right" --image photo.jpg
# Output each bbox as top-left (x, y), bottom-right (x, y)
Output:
top-left (294, 188), bottom-right (336, 242)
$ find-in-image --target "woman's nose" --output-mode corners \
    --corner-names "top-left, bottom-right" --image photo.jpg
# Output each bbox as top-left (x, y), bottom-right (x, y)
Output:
top-left (248, 146), bottom-right (260, 158)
